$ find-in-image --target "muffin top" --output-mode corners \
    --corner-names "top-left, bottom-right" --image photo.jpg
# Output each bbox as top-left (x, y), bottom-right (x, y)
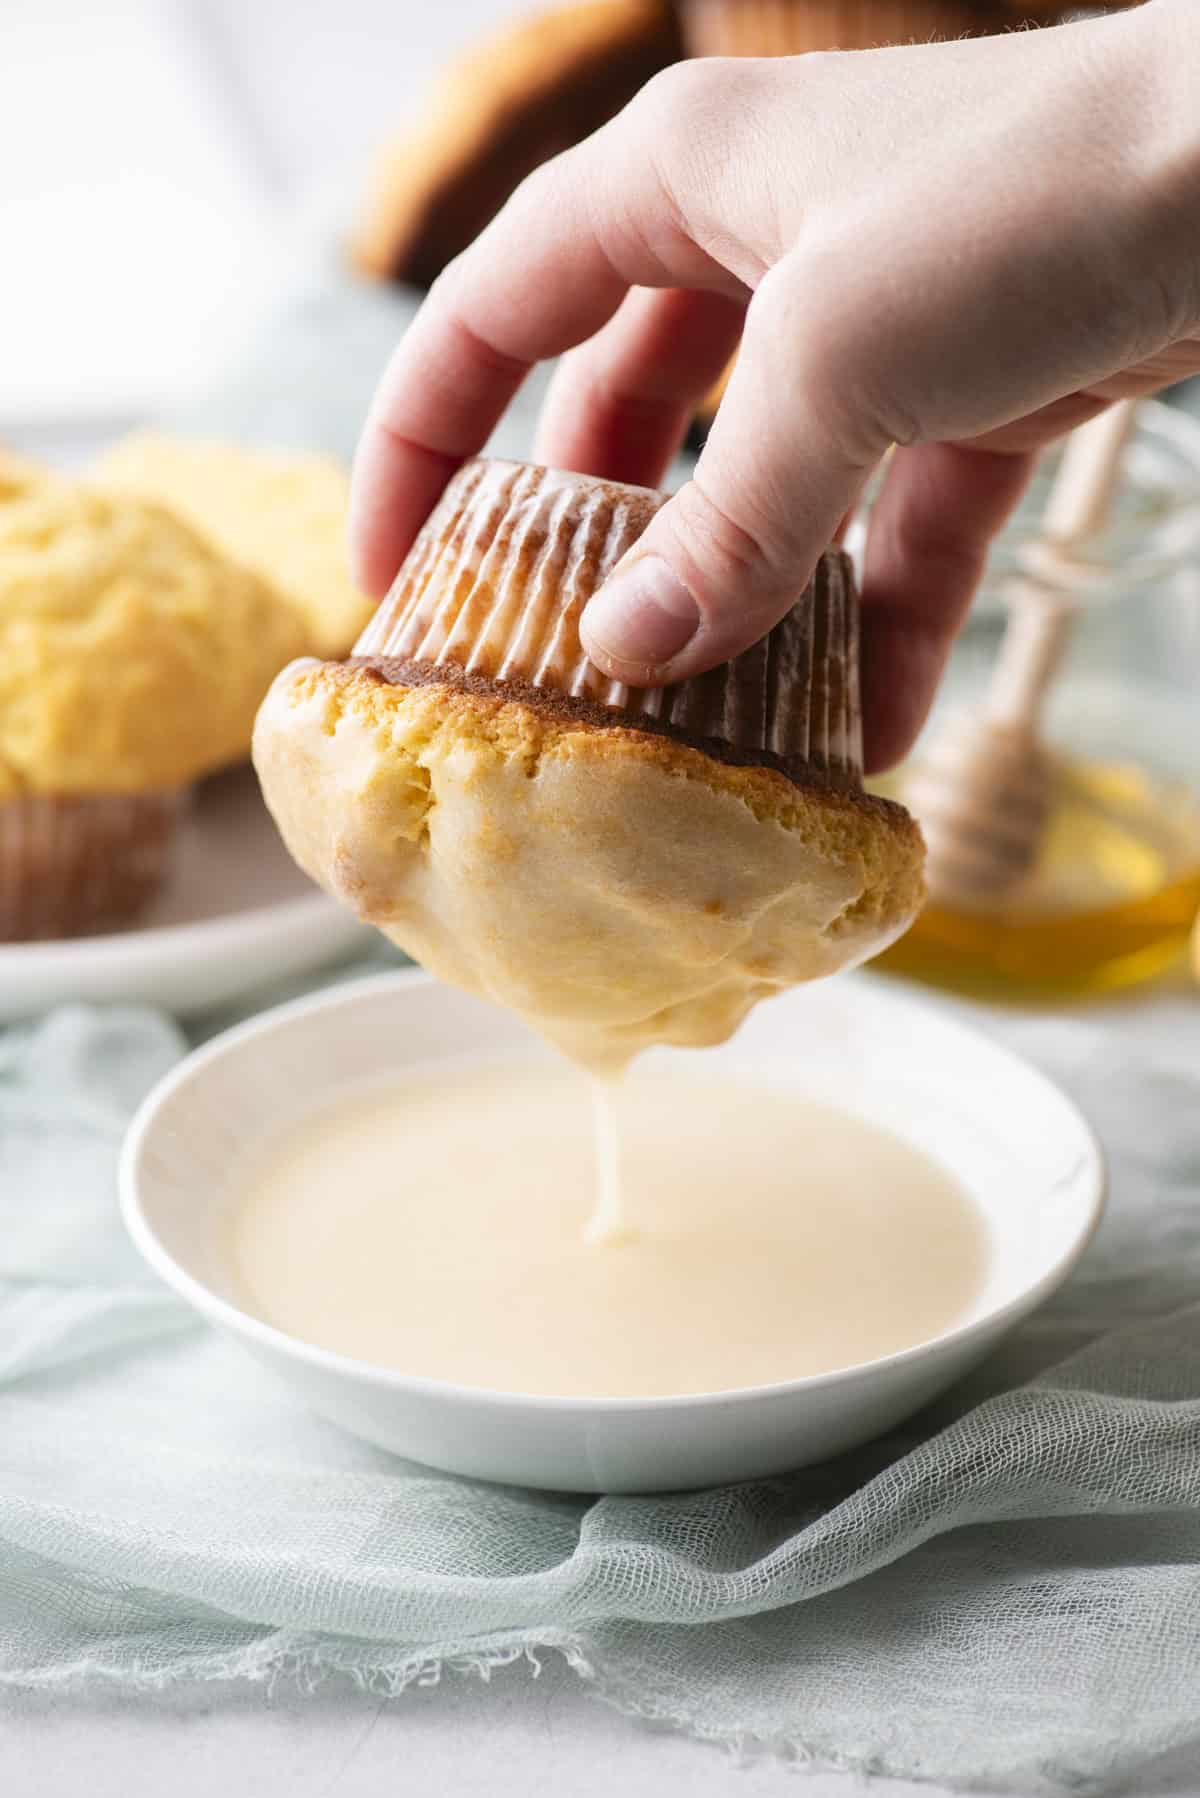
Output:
top-left (0, 472), bottom-right (308, 800)
top-left (95, 433), bottom-right (374, 658)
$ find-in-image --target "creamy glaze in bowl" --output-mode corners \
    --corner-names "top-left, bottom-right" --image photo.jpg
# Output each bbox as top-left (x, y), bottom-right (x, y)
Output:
top-left (120, 972), bottom-right (1104, 1493)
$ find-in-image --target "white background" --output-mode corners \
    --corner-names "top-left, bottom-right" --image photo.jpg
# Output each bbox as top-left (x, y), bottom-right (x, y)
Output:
top-left (0, 0), bottom-right (503, 425)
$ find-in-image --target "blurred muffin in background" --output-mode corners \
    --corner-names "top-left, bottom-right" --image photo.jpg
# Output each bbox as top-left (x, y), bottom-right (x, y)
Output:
top-left (349, 0), bottom-right (1101, 302)
top-left (679, 2), bottom-right (1146, 60)
top-left (679, 0), bottom-right (1015, 58)
top-left (95, 434), bottom-right (373, 659)
top-left (0, 471), bottom-right (307, 940)
top-left (0, 450), bottom-right (50, 502)
top-left (351, 0), bottom-right (680, 286)
top-left (344, 0), bottom-right (1097, 443)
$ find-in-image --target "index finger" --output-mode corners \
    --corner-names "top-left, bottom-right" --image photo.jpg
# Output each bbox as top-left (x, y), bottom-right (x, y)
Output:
top-left (349, 118), bottom-right (744, 597)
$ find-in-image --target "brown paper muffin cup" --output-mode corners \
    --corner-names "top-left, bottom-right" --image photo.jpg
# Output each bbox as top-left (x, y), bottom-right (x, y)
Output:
top-left (681, 0), bottom-right (1014, 58)
top-left (354, 458), bottom-right (863, 788)
top-left (0, 789), bottom-right (185, 941)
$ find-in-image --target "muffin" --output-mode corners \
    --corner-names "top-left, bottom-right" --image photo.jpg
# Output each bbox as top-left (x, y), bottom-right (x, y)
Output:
top-left (254, 459), bottom-right (923, 1070)
top-left (351, 0), bottom-right (681, 286)
top-left (679, 0), bottom-right (1016, 58)
top-left (0, 474), bottom-right (308, 940)
top-left (95, 434), bottom-right (373, 658)
top-left (0, 450), bottom-right (50, 501)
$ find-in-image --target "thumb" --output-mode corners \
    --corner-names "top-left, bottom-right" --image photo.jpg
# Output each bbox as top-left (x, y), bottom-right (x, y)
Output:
top-left (579, 260), bottom-right (882, 686)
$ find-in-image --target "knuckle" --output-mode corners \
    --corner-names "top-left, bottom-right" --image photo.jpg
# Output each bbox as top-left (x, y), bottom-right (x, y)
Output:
top-left (625, 60), bottom-right (755, 204)
top-left (418, 279), bottom-right (527, 387)
top-left (748, 250), bottom-right (920, 459)
top-left (424, 253), bottom-right (467, 310)
top-left (505, 152), bottom-right (570, 220)
top-left (617, 61), bottom-right (787, 285)
top-left (629, 59), bottom-right (725, 136)
top-left (488, 145), bottom-right (591, 253)
top-left (665, 475), bottom-right (785, 599)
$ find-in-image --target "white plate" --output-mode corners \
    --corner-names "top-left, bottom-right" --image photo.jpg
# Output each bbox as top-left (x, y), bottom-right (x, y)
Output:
top-left (0, 767), bottom-right (372, 1020)
top-left (121, 971), bottom-right (1105, 1493)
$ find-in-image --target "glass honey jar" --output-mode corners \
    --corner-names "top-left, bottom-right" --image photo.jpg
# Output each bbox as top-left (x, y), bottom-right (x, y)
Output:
top-left (863, 396), bottom-right (1200, 999)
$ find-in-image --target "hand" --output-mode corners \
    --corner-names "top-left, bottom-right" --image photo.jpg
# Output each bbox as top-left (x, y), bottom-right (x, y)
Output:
top-left (350, 0), bottom-right (1200, 769)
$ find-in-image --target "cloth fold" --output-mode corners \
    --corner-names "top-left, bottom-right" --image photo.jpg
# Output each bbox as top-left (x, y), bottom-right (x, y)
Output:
top-left (2, 973), bottom-right (1200, 1792)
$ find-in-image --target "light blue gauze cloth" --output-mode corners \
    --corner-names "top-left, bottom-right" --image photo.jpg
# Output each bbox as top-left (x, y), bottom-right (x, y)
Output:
top-left (3, 966), bottom-right (1200, 1793)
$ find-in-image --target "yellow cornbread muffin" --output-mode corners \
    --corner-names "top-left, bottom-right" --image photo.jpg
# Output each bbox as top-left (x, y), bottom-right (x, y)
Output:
top-left (257, 657), bottom-right (923, 1069)
top-left (0, 450), bottom-right (51, 502)
top-left (95, 433), bottom-right (373, 658)
top-left (254, 460), bottom-right (923, 1070)
top-left (0, 476), bottom-right (307, 938)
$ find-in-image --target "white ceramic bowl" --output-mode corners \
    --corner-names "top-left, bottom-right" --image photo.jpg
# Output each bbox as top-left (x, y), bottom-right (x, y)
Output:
top-left (120, 972), bottom-right (1104, 1493)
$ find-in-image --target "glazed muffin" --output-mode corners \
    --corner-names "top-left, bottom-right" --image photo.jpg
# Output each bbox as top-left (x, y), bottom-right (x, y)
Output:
top-left (95, 434), bottom-right (373, 658)
top-left (351, 0), bottom-right (680, 286)
top-left (0, 473), bottom-right (307, 939)
top-left (254, 459), bottom-right (923, 1070)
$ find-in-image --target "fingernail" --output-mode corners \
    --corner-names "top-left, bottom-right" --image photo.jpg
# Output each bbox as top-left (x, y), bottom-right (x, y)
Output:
top-left (582, 556), bottom-right (700, 678)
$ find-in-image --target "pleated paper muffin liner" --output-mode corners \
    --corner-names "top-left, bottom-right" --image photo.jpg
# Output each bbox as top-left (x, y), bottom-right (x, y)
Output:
top-left (354, 458), bottom-right (863, 787)
top-left (0, 788), bottom-right (185, 942)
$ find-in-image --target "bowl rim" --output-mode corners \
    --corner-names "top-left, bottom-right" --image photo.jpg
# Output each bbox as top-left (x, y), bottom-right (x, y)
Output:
top-left (119, 969), bottom-right (1108, 1415)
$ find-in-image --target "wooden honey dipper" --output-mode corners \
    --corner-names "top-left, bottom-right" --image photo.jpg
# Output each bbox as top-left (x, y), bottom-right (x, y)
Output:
top-left (905, 400), bottom-right (1140, 909)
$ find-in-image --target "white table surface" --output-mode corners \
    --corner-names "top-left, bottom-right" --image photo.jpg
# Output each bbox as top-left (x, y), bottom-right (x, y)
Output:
top-left (4, 3), bottom-right (1199, 1791)
top-left (5, 1656), bottom-right (1199, 1798)
top-left (0, 1673), bottom-right (923, 1798)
